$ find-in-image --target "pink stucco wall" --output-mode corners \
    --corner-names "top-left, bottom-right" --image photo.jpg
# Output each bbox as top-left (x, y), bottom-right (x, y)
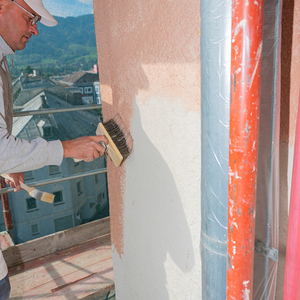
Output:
top-left (93, 0), bottom-right (200, 298)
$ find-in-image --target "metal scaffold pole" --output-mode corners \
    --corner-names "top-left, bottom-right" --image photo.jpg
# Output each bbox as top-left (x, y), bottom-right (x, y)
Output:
top-left (227, 0), bottom-right (264, 299)
top-left (0, 177), bottom-right (14, 240)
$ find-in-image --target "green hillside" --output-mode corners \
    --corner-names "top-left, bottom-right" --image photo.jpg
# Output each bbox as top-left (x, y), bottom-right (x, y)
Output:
top-left (10, 14), bottom-right (97, 77)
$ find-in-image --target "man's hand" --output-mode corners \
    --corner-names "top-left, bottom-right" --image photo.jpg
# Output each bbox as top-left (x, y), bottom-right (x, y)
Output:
top-left (5, 173), bottom-right (24, 192)
top-left (62, 135), bottom-right (108, 162)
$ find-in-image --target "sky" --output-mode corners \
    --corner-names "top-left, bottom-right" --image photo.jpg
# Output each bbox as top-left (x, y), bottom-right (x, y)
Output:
top-left (42, 0), bottom-right (93, 17)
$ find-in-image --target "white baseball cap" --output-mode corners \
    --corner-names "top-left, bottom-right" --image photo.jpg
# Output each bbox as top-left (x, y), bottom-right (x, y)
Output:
top-left (23, 0), bottom-right (58, 27)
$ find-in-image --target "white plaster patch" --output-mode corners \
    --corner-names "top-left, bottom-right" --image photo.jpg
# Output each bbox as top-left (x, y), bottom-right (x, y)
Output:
top-left (243, 280), bottom-right (250, 300)
top-left (116, 97), bottom-right (201, 299)
top-left (233, 20), bottom-right (250, 59)
top-left (232, 221), bottom-right (238, 229)
top-left (249, 42), bottom-right (263, 90)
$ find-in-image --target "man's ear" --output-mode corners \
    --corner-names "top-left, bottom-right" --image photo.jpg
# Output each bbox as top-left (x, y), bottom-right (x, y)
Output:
top-left (0, 0), bottom-right (6, 13)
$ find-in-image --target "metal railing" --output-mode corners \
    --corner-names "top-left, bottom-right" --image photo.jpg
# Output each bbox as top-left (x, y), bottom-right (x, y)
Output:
top-left (0, 102), bottom-right (107, 242)
top-left (0, 168), bottom-right (107, 194)
top-left (1, 103), bottom-right (106, 192)
top-left (13, 104), bottom-right (102, 117)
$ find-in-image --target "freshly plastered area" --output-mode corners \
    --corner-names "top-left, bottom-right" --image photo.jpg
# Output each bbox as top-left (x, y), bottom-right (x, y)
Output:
top-left (93, 0), bottom-right (200, 298)
top-left (114, 97), bottom-right (201, 299)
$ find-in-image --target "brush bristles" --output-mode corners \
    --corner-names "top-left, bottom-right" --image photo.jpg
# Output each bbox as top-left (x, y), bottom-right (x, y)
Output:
top-left (30, 188), bottom-right (55, 203)
top-left (30, 189), bottom-right (43, 200)
top-left (41, 193), bottom-right (55, 203)
top-left (103, 114), bottom-right (133, 165)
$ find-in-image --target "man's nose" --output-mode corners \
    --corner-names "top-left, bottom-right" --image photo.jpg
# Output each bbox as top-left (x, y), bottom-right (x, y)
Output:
top-left (30, 24), bottom-right (39, 36)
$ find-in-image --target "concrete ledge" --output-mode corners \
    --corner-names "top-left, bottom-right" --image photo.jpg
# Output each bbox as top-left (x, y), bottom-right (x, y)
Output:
top-left (3, 217), bottom-right (110, 268)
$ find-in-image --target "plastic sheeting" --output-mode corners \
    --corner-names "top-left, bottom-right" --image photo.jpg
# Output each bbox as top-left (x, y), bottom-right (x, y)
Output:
top-left (200, 0), bottom-right (231, 298)
top-left (201, 0), bottom-right (281, 298)
top-left (253, 0), bottom-right (281, 298)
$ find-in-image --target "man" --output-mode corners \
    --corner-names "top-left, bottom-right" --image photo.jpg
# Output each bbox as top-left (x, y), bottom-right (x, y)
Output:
top-left (0, 0), bottom-right (108, 298)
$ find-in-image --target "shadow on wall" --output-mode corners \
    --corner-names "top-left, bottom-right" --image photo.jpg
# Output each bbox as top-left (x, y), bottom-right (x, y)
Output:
top-left (116, 102), bottom-right (196, 298)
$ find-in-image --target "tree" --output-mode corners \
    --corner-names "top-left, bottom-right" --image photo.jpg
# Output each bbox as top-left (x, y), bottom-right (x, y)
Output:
top-left (26, 65), bottom-right (33, 74)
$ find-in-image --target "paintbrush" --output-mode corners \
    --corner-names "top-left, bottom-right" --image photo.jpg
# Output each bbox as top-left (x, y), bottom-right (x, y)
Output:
top-left (74, 114), bottom-right (133, 167)
top-left (1, 174), bottom-right (55, 203)
top-left (96, 114), bottom-right (133, 167)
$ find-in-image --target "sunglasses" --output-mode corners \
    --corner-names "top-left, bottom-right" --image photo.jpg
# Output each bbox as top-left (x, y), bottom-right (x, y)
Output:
top-left (11, 0), bottom-right (41, 26)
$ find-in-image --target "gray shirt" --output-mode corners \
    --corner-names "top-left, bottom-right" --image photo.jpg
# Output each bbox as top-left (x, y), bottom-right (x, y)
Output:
top-left (0, 35), bottom-right (64, 280)
top-left (0, 35), bottom-right (64, 174)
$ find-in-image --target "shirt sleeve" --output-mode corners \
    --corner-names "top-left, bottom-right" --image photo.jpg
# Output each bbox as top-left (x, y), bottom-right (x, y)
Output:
top-left (0, 95), bottom-right (64, 175)
top-left (0, 130), bottom-right (64, 174)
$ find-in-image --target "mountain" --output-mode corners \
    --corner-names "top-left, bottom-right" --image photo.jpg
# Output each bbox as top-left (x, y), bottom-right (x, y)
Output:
top-left (10, 14), bottom-right (97, 76)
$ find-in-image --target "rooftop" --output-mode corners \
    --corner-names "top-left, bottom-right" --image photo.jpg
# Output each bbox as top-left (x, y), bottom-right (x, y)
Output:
top-left (60, 71), bottom-right (99, 86)
top-left (13, 91), bottom-right (100, 141)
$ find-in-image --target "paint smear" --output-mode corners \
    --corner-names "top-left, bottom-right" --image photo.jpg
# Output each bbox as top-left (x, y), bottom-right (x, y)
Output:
top-left (243, 280), bottom-right (250, 300)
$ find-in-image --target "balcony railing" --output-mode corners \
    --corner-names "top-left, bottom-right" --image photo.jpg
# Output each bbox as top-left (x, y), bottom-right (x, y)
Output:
top-left (0, 168), bottom-right (107, 194)
top-left (1, 104), bottom-right (106, 194)
top-left (0, 103), bottom-right (107, 232)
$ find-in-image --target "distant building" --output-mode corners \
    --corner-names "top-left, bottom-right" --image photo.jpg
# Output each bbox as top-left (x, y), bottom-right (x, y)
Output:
top-left (0, 82), bottom-right (108, 244)
top-left (58, 71), bottom-right (101, 105)
top-left (13, 72), bottom-right (60, 103)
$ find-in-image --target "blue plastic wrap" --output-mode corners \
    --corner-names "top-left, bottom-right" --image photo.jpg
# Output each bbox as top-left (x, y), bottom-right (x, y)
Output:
top-left (200, 0), bottom-right (231, 298)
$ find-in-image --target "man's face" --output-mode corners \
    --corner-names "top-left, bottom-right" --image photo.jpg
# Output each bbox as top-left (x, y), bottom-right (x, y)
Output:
top-left (0, 0), bottom-right (39, 51)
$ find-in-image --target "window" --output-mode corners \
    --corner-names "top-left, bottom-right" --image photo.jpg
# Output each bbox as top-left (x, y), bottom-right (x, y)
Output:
top-left (84, 87), bottom-right (93, 94)
top-left (96, 97), bottom-right (101, 104)
top-left (54, 215), bottom-right (73, 232)
top-left (23, 171), bottom-right (34, 180)
top-left (98, 192), bottom-right (106, 206)
top-left (97, 193), bottom-right (102, 213)
top-left (96, 204), bottom-right (101, 213)
top-left (37, 120), bottom-right (52, 138)
top-left (49, 165), bottom-right (60, 175)
top-left (77, 181), bottom-right (82, 195)
top-left (95, 174), bottom-right (98, 183)
top-left (26, 197), bottom-right (37, 211)
top-left (43, 127), bottom-right (52, 138)
top-left (31, 224), bottom-right (39, 236)
top-left (95, 86), bottom-right (100, 94)
top-left (53, 191), bottom-right (63, 205)
top-left (82, 96), bottom-right (93, 104)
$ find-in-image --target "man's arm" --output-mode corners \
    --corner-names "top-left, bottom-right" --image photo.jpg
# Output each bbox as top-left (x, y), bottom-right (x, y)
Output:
top-left (4, 135), bottom-right (108, 191)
